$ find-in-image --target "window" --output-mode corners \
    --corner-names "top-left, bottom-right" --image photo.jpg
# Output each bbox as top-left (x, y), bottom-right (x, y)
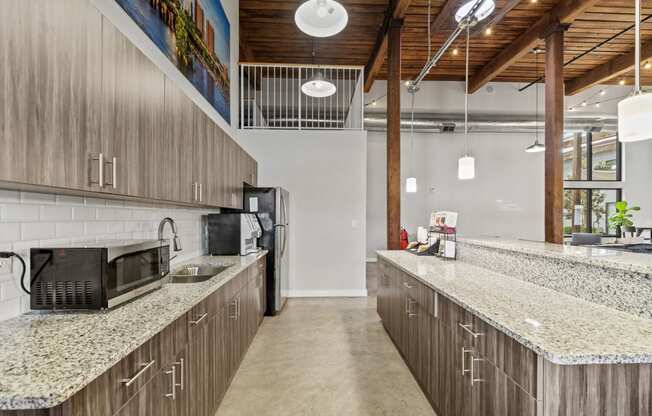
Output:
top-left (563, 188), bottom-right (621, 237)
top-left (563, 131), bottom-right (621, 181)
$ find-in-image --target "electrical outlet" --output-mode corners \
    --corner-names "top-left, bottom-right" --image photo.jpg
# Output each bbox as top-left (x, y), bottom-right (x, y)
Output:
top-left (0, 258), bottom-right (11, 275)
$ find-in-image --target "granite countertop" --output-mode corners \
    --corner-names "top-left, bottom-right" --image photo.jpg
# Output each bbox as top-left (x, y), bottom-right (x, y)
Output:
top-left (460, 237), bottom-right (652, 275)
top-left (0, 251), bottom-right (267, 411)
top-left (377, 250), bottom-right (652, 366)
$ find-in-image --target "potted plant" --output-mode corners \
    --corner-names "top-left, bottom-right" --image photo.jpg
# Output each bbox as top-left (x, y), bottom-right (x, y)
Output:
top-left (609, 200), bottom-right (640, 238)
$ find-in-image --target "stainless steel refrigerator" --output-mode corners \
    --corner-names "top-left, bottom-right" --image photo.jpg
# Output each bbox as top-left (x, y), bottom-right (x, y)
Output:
top-left (244, 187), bottom-right (289, 315)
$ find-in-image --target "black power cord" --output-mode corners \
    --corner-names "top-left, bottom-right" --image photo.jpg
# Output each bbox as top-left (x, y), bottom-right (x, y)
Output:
top-left (0, 252), bottom-right (28, 294)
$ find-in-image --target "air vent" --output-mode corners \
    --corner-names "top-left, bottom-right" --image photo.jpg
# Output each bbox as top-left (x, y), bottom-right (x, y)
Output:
top-left (31, 280), bottom-right (97, 309)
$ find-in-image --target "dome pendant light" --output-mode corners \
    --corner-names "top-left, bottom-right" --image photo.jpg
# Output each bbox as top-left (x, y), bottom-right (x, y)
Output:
top-left (295, 0), bottom-right (349, 38)
top-left (618, 0), bottom-right (652, 142)
top-left (455, 0), bottom-right (495, 23)
top-left (301, 70), bottom-right (336, 98)
top-left (458, 24), bottom-right (475, 180)
top-left (406, 86), bottom-right (419, 193)
top-left (526, 48), bottom-right (545, 153)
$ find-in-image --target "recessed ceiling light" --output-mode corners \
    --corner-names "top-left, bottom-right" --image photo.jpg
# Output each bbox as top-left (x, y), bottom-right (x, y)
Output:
top-left (372, 100), bottom-right (377, 106)
top-left (569, 107), bottom-right (575, 112)
top-left (531, 0), bottom-right (537, 3)
top-left (645, 62), bottom-right (652, 70)
top-left (619, 79), bottom-right (626, 85)
top-left (595, 103), bottom-right (600, 108)
top-left (295, 0), bottom-right (349, 38)
top-left (301, 72), bottom-right (337, 97)
top-left (405, 81), bottom-right (411, 86)
top-left (455, 0), bottom-right (496, 23)
top-left (452, 48), bottom-right (459, 55)
top-left (600, 89), bottom-right (606, 96)
top-left (485, 27), bottom-right (493, 35)
top-left (581, 101), bottom-right (587, 107)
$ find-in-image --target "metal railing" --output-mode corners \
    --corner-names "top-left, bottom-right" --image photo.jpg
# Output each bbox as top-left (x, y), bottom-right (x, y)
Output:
top-left (239, 63), bottom-right (364, 130)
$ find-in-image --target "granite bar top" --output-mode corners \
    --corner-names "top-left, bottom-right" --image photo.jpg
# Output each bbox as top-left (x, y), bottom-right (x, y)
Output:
top-left (460, 237), bottom-right (652, 275)
top-left (377, 250), bottom-right (652, 366)
top-left (0, 251), bottom-right (267, 411)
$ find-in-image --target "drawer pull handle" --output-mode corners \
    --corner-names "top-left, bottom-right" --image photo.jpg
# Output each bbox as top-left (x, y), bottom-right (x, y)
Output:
top-left (471, 357), bottom-right (484, 386)
top-left (190, 312), bottom-right (208, 326)
top-left (461, 348), bottom-right (473, 376)
top-left (459, 322), bottom-right (483, 338)
top-left (164, 366), bottom-right (176, 400)
top-left (174, 358), bottom-right (184, 391)
top-left (407, 298), bottom-right (417, 318)
top-left (403, 282), bottom-right (413, 289)
top-left (121, 360), bottom-right (156, 387)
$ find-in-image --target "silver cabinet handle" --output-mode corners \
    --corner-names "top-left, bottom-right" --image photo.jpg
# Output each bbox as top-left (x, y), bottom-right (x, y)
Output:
top-left (164, 366), bottom-right (176, 400)
top-left (236, 297), bottom-right (241, 319)
top-left (103, 157), bottom-right (116, 189)
top-left (174, 358), bottom-right (184, 391)
top-left (403, 282), bottom-right (413, 289)
top-left (459, 322), bottom-right (483, 338)
top-left (471, 357), bottom-right (484, 386)
top-left (433, 293), bottom-right (439, 319)
top-left (230, 299), bottom-right (238, 319)
top-left (407, 298), bottom-right (417, 318)
top-left (111, 157), bottom-right (117, 189)
top-left (198, 183), bottom-right (203, 202)
top-left (193, 182), bottom-right (198, 201)
top-left (90, 153), bottom-right (104, 188)
top-left (461, 348), bottom-right (472, 376)
top-left (189, 312), bottom-right (208, 326)
top-left (120, 360), bottom-right (156, 387)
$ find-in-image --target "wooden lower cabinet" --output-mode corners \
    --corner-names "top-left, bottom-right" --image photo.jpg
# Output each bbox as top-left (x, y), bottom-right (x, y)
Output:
top-left (376, 257), bottom-right (649, 416)
top-left (1, 258), bottom-right (266, 416)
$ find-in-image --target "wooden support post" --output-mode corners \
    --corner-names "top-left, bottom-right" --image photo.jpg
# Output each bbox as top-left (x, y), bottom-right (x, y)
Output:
top-left (387, 18), bottom-right (403, 250)
top-left (544, 27), bottom-right (565, 244)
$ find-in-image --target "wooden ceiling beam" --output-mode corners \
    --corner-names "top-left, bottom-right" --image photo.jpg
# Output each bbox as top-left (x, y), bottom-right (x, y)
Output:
top-left (565, 41), bottom-right (652, 95)
top-left (468, 0), bottom-right (601, 93)
top-left (430, 0), bottom-right (461, 33)
top-left (364, 0), bottom-right (413, 92)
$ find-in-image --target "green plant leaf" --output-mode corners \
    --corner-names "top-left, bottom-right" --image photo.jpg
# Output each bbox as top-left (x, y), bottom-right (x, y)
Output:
top-left (631, 206), bottom-right (641, 211)
top-left (615, 200), bottom-right (628, 211)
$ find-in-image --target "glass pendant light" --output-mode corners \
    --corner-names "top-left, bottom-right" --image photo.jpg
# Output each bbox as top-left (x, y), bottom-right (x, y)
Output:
top-left (618, 0), bottom-right (652, 142)
top-left (295, 0), bottom-right (349, 38)
top-left (458, 24), bottom-right (475, 180)
top-left (406, 87), bottom-right (418, 193)
top-left (455, 0), bottom-right (495, 23)
top-left (526, 48), bottom-right (545, 153)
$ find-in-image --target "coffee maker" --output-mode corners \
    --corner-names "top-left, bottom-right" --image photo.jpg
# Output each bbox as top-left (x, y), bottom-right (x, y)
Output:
top-left (205, 213), bottom-right (262, 256)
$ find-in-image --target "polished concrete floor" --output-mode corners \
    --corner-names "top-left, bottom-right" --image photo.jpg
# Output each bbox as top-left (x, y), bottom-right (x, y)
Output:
top-left (216, 297), bottom-right (435, 416)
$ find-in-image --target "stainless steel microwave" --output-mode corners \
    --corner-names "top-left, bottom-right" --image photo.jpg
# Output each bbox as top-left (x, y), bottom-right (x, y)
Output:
top-left (30, 240), bottom-right (170, 311)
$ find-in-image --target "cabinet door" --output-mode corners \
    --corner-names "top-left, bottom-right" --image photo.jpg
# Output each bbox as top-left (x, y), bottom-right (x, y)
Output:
top-left (222, 136), bottom-right (244, 209)
top-left (407, 300), bottom-right (432, 395)
top-left (225, 293), bottom-right (243, 379)
top-left (187, 303), bottom-right (211, 416)
top-left (101, 18), bottom-right (165, 198)
top-left (158, 79), bottom-right (193, 202)
top-left (113, 370), bottom-right (164, 416)
top-left (0, 0), bottom-right (102, 191)
top-left (190, 103), bottom-right (210, 204)
top-left (472, 358), bottom-right (536, 416)
top-left (207, 312), bottom-right (228, 412)
top-left (205, 125), bottom-right (226, 206)
top-left (438, 322), bottom-right (473, 416)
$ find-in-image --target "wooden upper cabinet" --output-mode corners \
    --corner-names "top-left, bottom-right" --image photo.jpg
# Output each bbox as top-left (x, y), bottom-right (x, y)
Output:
top-left (160, 79), bottom-right (193, 202)
top-left (0, 0), bottom-right (102, 191)
top-left (205, 126), bottom-right (226, 207)
top-left (192, 106), bottom-right (211, 204)
top-left (101, 18), bottom-right (165, 198)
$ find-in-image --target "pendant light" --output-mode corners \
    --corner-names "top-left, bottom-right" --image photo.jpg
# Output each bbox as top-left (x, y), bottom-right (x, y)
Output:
top-left (526, 48), bottom-right (545, 153)
top-left (302, 43), bottom-right (336, 98)
top-left (406, 87), bottom-right (418, 193)
top-left (295, 0), bottom-right (348, 38)
top-left (455, 0), bottom-right (495, 23)
top-left (618, 0), bottom-right (652, 142)
top-left (458, 24), bottom-right (475, 180)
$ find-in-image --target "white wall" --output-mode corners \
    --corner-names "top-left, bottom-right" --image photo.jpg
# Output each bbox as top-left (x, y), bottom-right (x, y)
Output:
top-left (238, 130), bottom-right (368, 297)
top-left (366, 130), bottom-right (545, 259)
top-left (91, 0), bottom-right (240, 138)
top-left (0, 190), bottom-right (215, 321)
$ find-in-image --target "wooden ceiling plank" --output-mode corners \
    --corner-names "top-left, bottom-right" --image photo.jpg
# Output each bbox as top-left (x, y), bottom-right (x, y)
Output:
top-left (565, 40), bottom-right (652, 95)
top-left (468, 0), bottom-right (601, 93)
top-left (364, 0), bottom-right (414, 92)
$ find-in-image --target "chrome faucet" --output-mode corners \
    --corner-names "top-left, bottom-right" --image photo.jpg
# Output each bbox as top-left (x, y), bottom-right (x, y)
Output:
top-left (158, 217), bottom-right (182, 252)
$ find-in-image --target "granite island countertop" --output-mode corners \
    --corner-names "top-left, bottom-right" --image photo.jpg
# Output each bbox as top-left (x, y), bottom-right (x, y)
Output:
top-left (460, 236), bottom-right (652, 275)
top-left (377, 250), bottom-right (652, 366)
top-left (0, 251), bottom-right (267, 411)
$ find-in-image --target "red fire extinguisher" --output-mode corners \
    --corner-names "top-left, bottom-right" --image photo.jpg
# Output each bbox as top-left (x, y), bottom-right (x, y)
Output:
top-left (400, 228), bottom-right (409, 250)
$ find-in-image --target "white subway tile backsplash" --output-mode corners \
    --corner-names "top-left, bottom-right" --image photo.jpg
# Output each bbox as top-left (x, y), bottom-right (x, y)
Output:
top-left (40, 206), bottom-right (73, 222)
top-left (0, 188), bottom-right (213, 322)
top-left (21, 222), bottom-right (56, 241)
top-left (56, 222), bottom-right (84, 238)
top-left (0, 190), bottom-right (20, 203)
top-left (0, 224), bottom-right (20, 242)
top-left (21, 192), bottom-right (56, 205)
top-left (72, 207), bottom-right (97, 221)
top-left (1, 205), bottom-right (40, 222)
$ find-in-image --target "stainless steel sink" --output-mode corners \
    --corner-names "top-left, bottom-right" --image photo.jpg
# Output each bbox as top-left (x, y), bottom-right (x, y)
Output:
top-left (168, 264), bottom-right (232, 284)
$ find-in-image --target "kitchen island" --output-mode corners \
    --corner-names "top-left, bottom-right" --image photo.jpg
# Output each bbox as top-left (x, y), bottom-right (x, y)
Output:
top-left (377, 245), bottom-right (652, 416)
top-left (0, 251), bottom-right (267, 415)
